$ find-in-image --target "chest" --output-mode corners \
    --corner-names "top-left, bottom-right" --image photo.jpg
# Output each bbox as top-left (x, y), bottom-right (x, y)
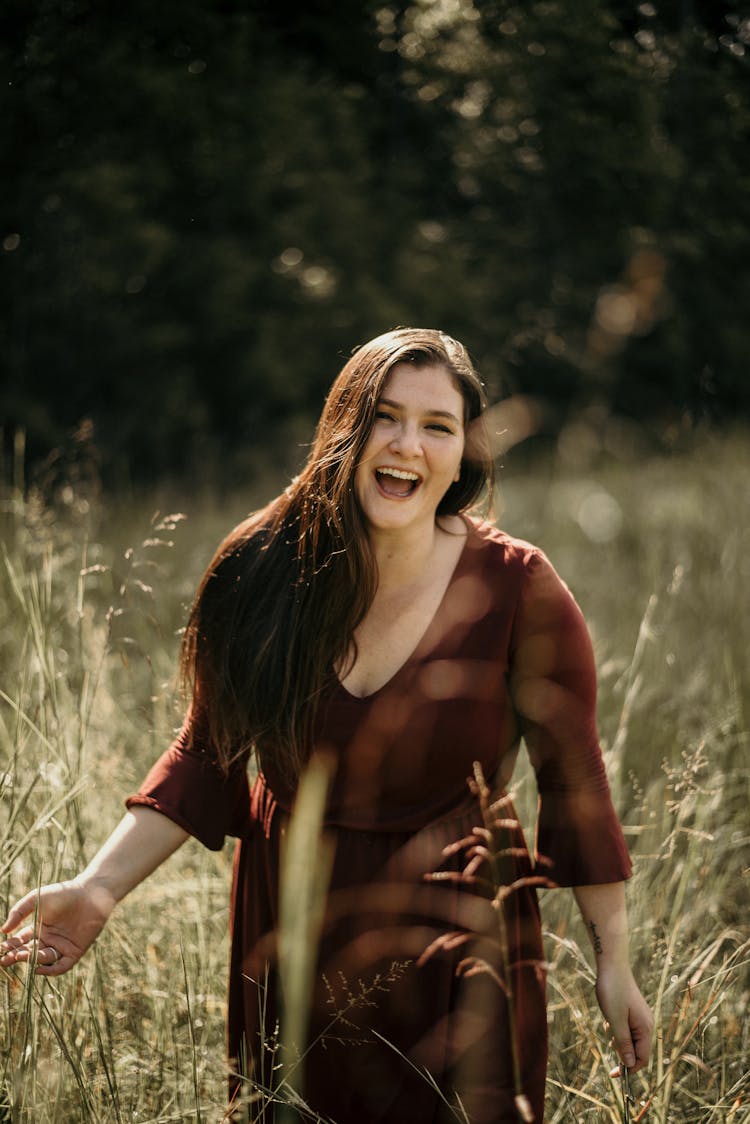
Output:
top-left (338, 580), bottom-right (453, 699)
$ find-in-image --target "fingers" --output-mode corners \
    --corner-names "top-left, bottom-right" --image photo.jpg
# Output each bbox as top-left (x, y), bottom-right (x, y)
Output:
top-left (34, 944), bottom-right (63, 967)
top-left (609, 1007), bottom-right (654, 1075)
top-left (613, 1028), bottom-right (636, 1071)
top-left (0, 926), bottom-right (38, 966)
top-left (624, 991), bottom-right (654, 1073)
top-left (630, 1012), bottom-right (654, 1073)
top-left (0, 936), bottom-right (71, 974)
top-left (1, 889), bottom-right (40, 935)
top-left (34, 948), bottom-right (72, 976)
top-left (596, 972), bottom-right (653, 1076)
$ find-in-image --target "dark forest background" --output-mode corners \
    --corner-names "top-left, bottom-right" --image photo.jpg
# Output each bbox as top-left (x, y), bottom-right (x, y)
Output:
top-left (2, 0), bottom-right (749, 488)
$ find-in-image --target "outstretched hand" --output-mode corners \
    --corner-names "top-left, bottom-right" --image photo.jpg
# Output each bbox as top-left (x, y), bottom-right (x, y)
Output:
top-left (1, 878), bottom-right (116, 977)
top-left (596, 964), bottom-right (654, 1074)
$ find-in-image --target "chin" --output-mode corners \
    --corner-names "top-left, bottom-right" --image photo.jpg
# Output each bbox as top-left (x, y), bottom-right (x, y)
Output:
top-left (365, 503), bottom-right (433, 534)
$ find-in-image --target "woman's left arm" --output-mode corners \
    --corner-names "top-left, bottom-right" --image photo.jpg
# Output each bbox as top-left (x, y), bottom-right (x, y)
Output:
top-left (573, 881), bottom-right (653, 1073)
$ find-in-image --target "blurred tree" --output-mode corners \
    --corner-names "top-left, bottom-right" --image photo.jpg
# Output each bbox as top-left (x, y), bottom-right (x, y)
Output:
top-left (1, 0), bottom-right (748, 485)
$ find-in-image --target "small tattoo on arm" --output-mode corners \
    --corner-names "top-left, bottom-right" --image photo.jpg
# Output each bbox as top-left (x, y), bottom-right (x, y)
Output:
top-left (589, 921), bottom-right (603, 955)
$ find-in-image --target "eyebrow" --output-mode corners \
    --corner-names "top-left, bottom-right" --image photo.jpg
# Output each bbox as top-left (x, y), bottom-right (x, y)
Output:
top-left (378, 397), bottom-right (463, 425)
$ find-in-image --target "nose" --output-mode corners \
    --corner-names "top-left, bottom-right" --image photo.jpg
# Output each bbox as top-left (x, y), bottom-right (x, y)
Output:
top-left (389, 420), bottom-right (423, 458)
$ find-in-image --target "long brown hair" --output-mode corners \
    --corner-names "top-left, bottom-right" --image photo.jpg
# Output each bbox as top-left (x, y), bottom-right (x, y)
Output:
top-left (180, 328), bottom-right (494, 780)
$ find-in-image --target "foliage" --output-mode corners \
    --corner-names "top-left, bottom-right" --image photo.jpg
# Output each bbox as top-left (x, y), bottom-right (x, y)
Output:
top-left (1, 2), bottom-right (749, 484)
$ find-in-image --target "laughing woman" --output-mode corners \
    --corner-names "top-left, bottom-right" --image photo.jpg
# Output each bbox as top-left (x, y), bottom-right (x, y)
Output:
top-left (1, 328), bottom-right (652, 1122)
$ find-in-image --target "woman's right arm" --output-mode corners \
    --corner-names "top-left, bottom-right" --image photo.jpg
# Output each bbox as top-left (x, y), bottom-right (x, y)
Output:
top-left (0, 807), bottom-right (188, 976)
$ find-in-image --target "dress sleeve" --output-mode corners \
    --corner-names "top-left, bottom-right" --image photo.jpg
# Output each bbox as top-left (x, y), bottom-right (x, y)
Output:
top-left (125, 706), bottom-right (252, 851)
top-left (509, 550), bottom-right (631, 887)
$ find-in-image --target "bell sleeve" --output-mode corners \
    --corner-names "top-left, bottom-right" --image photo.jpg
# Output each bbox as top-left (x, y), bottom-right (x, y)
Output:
top-left (509, 549), bottom-right (631, 887)
top-left (125, 705), bottom-right (252, 851)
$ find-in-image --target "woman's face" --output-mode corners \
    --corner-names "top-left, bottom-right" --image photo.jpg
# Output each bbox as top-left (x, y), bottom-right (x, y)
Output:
top-left (354, 362), bottom-right (465, 536)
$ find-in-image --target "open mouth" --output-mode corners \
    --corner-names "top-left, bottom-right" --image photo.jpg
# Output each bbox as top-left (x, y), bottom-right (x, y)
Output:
top-left (374, 466), bottom-right (421, 498)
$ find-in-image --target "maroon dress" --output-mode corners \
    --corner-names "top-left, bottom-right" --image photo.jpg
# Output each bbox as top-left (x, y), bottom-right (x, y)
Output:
top-left (127, 519), bottom-right (631, 1122)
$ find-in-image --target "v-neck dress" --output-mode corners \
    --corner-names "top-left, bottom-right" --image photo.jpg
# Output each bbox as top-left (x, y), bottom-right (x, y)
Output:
top-left (127, 518), bottom-right (631, 1122)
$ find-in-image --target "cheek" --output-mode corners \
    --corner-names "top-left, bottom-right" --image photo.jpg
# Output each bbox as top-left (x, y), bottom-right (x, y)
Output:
top-left (353, 462), bottom-right (368, 496)
top-left (358, 430), bottom-right (380, 466)
top-left (434, 449), bottom-right (463, 490)
top-left (353, 448), bottom-right (377, 500)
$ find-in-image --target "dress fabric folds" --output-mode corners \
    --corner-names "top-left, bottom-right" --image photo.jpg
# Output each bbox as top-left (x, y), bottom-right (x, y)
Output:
top-left (127, 518), bottom-right (632, 1123)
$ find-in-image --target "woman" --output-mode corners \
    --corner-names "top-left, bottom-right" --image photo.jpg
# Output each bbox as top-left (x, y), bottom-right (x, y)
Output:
top-left (1, 329), bottom-right (652, 1122)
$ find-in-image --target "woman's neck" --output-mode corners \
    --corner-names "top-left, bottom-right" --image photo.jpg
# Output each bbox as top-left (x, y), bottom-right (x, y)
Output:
top-left (369, 515), bottom-right (464, 595)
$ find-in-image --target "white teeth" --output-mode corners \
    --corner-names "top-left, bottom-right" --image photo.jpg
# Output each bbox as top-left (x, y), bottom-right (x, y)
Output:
top-left (376, 467), bottom-right (420, 481)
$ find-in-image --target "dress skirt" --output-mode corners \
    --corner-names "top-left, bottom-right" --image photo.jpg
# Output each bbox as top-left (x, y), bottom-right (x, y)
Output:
top-left (226, 777), bottom-right (549, 1122)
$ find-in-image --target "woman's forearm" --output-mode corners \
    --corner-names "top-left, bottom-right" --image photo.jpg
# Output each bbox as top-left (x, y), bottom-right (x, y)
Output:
top-left (1, 807), bottom-right (190, 974)
top-left (573, 881), bottom-right (631, 969)
top-left (572, 881), bottom-right (653, 1071)
top-left (77, 806), bottom-right (189, 905)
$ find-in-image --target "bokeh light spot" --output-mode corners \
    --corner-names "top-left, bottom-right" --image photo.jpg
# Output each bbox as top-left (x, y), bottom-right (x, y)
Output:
top-left (576, 490), bottom-right (623, 543)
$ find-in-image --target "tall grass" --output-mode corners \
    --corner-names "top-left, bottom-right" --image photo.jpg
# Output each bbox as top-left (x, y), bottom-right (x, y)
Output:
top-left (1, 432), bottom-right (748, 1121)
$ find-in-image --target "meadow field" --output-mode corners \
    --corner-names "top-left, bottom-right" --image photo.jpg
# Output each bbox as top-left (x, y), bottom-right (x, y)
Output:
top-left (1, 431), bottom-right (748, 1122)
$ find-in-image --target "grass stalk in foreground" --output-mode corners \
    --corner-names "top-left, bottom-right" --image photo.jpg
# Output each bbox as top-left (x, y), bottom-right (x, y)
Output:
top-left (277, 753), bottom-right (335, 1121)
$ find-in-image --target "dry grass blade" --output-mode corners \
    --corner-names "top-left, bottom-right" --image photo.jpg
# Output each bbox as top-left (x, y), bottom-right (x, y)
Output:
top-left (277, 752), bottom-right (335, 1117)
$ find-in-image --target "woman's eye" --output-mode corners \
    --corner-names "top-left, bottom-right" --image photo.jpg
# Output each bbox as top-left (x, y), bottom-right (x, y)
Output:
top-left (375, 410), bottom-right (395, 422)
top-left (426, 423), bottom-right (453, 434)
